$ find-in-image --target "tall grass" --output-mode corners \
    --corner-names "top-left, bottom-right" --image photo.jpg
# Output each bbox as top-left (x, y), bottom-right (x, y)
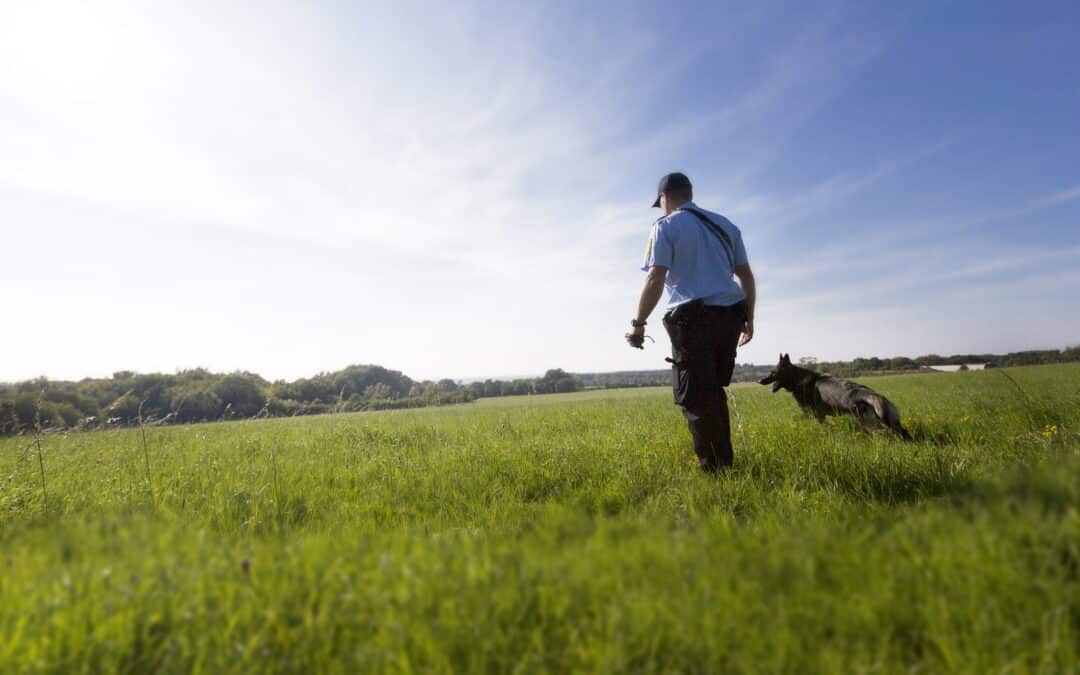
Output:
top-left (137, 400), bottom-right (154, 503)
top-left (33, 404), bottom-right (47, 514)
top-left (0, 365), bottom-right (1077, 673)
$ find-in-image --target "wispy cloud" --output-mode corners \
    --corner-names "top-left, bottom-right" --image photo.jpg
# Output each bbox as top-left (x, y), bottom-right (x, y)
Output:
top-left (1032, 184), bottom-right (1080, 208)
top-left (1, 1), bottom-right (1077, 381)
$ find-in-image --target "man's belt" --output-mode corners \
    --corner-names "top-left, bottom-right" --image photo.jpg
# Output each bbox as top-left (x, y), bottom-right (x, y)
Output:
top-left (665, 299), bottom-right (746, 322)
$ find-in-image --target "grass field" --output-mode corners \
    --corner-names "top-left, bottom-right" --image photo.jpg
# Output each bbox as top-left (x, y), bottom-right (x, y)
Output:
top-left (1, 365), bottom-right (1078, 673)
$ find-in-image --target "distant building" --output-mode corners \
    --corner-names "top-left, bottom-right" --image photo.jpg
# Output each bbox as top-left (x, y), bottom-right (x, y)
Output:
top-left (922, 363), bottom-right (987, 373)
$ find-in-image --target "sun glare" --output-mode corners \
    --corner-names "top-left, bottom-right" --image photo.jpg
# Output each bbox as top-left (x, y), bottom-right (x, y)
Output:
top-left (2, 2), bottom-right (152, 103)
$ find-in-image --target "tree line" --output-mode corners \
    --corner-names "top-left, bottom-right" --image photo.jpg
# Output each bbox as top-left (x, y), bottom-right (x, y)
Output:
top-left (804, 346), bottom-right (1080, 378)
top-left (0, 366), bottom-right (583, 435)
top-left (4, 346), bottom-right (1076, 435)
top-left (573, 346), bottom-right (1080, 388)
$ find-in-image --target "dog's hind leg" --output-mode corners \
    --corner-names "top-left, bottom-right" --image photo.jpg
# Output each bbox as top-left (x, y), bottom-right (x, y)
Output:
top-left (887, 414), bottom-right (913, 441)
top-left (854, 401), bottom-right (884, 433)
top-left (872, 395), bottom-right (913, 441)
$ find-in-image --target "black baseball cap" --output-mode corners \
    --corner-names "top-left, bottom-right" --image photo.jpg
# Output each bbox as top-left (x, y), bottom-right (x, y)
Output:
top-left (652, 172), bottom-right (692, 208)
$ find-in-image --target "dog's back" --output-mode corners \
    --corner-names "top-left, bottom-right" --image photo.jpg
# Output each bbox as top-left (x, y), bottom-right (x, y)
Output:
top-left (825, 379), bottom-right (912, 440)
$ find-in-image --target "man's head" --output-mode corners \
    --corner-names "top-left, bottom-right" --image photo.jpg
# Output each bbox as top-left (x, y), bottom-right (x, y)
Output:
top-left (652, 172), bottom-right (693, 215)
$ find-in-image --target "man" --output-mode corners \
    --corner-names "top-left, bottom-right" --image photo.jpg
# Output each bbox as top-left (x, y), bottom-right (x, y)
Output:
top-left (627, 172), bottom-right (756, 473)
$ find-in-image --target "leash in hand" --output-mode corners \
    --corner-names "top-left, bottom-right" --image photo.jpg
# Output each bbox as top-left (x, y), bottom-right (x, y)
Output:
top-left (625, 333), bottom-right (655, 349)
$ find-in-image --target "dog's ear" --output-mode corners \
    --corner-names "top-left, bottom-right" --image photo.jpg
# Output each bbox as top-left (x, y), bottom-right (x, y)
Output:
top-left (782, 353), bottom-right (791, 365)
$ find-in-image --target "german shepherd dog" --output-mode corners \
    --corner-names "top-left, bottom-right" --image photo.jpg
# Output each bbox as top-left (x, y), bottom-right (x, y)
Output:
top-left (759, 354), bottom-right (912, 440)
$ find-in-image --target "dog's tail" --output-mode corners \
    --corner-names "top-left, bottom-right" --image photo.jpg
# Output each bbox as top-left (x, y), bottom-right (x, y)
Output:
top-left (868, 394), bottom-right (913, 441)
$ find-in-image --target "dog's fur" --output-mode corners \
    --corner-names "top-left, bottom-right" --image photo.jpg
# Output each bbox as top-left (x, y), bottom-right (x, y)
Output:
top-left (759, 354), bottom-right (912, 440)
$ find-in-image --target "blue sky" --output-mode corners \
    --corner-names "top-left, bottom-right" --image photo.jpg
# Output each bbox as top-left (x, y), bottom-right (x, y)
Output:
top-left (1, 0), bottom-right (1078, 382)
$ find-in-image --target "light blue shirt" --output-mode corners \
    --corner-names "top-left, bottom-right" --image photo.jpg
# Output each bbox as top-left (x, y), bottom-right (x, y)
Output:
top-left (641, 201), bottom-right (749, 310)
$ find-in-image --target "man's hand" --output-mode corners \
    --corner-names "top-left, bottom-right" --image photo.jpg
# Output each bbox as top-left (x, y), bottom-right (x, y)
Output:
top-left (628, 266), bottom-right (667, 350)
top-left (626, 324), bottom-right (646, 349)
top-left (739, 319), bottom-right (754, 347)
top-left (733, 264), bottom-right (756, 348)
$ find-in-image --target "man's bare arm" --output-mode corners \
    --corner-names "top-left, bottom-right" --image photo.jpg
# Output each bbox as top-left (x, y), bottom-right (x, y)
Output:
top-left (626, 266), bottom-right (668, 348)
top-left (635, 265), bottom-right (668, 324)
top-left (733, 263), bottom-right (755, 346)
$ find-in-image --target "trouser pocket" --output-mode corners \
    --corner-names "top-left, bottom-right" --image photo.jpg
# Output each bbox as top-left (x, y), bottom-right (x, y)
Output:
top-left (664, 309), bottom-right (721, 410)
top-left (663, 312), bottom-right (689, 405)
top-left (671, 358), bottom-right (693, 406)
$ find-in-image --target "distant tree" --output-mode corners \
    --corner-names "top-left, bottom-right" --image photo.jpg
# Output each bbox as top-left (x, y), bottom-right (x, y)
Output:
top-left (436, 378), bottom-right (459, 392)
top-left (364, 382), bottom-right (393, 401)
top-left (0, 400), bottom-right (17, 434)
top-left (53, 403), bottom-right (83, 427)
top-left (886, 357), bottom-right (917, 371)
top-left (106, 393), bottom-right (142, 424)
top-left (173, 387), bottom-right (223, 423)
top-left (536, 369), bottom-right (582, 394)
top-left (214, 374), bottom-right (266, 418)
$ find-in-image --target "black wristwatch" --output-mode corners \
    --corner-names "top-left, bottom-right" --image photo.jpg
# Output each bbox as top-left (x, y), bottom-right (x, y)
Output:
top-left (630, 319), bottom-right (647, 328)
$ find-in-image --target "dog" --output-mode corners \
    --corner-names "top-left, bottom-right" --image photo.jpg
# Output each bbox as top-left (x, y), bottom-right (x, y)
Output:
top-left (759, 354), bottom-right (912, 440)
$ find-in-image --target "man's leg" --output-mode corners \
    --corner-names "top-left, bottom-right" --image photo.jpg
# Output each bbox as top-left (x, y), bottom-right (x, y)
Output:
top-left (703, 308), bottom-right (743, 470)
top-left (665, 306), bottom-right (734, 473)
top-left (680, 389), bottom-right (732, 472)
top-left (680, 308), bottom-right (741, 473)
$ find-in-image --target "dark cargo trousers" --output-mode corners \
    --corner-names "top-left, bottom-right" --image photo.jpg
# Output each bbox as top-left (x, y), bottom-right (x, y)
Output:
top-left (662, 300), bottom-right (746, 473)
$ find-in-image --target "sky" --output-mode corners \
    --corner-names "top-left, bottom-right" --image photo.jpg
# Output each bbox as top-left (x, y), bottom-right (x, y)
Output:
top-left (2, 0), bottom-right (1079, 383)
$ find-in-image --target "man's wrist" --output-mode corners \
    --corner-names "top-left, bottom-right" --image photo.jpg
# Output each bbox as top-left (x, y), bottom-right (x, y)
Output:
top-left (630, 318), bottom-right (647, 328)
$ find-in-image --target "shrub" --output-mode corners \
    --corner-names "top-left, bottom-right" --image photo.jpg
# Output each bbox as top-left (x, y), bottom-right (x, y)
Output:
top-left (213, 374), bottom-right (266, 418)
top-left (54, 403), bottom-right (83, 428)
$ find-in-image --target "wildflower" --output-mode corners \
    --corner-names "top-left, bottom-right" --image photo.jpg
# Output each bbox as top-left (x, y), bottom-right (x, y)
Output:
top-left (1041, 424), bottom-right (1058, 439)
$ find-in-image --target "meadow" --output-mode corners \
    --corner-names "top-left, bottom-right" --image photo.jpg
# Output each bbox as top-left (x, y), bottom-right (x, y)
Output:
top-left (1, 365), bottom-right (1077, 673)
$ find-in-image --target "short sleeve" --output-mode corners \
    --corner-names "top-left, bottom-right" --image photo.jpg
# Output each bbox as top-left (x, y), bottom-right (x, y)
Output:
top-left (641, 221), bottom-right (674, 271)
top-left (732, 229), bottom-right (748, 267)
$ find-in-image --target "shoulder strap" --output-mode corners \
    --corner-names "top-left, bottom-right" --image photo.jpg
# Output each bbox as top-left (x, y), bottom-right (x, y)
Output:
top-left (676, 208), bottom-right (735, 268)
